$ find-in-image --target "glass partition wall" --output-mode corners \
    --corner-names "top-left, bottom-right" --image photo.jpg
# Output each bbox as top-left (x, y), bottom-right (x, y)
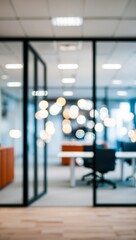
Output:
top-left (96, 41), bottom-right (136, 205)
top-left (30, 41), bottom-right (93, 207)
top-left (0, 39), bottom-right (136, 207)
top-left (0, 42), bottom-right (23, 205)
top-left (0, 41), bottom-right (47, 206)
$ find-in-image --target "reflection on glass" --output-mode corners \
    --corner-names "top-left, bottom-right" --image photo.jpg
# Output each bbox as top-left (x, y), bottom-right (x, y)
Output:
top-left (37, 61), bottom-right (46, 195)
top-left (28, 50), bottom-right (35, 201)
top-left (96, 41), bottom-right (136, 205)
top-left (0, 42), bottom-right (23, 204)
top-left (30, 41), bottom-right (93, 206)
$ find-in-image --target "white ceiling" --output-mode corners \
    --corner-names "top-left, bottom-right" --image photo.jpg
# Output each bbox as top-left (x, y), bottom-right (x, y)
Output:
top-left (0, 0), bottom-right (136, 100)
top-left (0, 0), bottom-right (136, 37)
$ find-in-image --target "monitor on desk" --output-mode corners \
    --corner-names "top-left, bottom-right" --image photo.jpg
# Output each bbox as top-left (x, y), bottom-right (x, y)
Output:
top-left (122, 142), bottom-right (136, 152)
top-left (122, 142), bottom-right (136, 165)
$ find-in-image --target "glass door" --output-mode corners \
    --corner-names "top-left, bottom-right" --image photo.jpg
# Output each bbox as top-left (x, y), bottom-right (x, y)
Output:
top-left (27, 40), bottom-right (94, 207)
top-left (27, 43), bottom-right (47, 204)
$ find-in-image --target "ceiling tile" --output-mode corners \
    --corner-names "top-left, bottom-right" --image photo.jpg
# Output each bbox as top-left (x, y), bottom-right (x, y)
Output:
top-left (123, 0), bottom-right (136, 17)
top-left (0, 0), bottom-right (16, 18)
top-left (0, 20), bottom-right (25, 36)
top-left (12, 0), bottom-right (50, 18)
top-left (49, 0), bottom-right (84, 17)
top-left (53, 26), bottom-right (82, 37)
top-left (115, 20), bottom-right (136, 36)
top-left (84, 0), bottom-right (128, 17)
top-left (21, 20), bottom-right (53, 36)
top-left (83, 20), bottom-right (119, 37)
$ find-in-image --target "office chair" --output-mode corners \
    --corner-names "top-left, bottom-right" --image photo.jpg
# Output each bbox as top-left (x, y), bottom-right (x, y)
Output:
top-left (81, 145), bottom-right (94, 181)
top-left (87, 149), bottom-right (116, 189)
top-left (81, 145), bottom-right (103, 182)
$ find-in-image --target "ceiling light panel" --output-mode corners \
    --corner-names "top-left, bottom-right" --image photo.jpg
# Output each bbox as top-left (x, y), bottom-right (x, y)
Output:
top-left (112, 80), bottom-right (122, 85)
top-left (7, 82), bottom-right (22, 87)
top-left (58, 42), bottom-right (82, 51)
top-left (58, 64), bottom-right (79, 70)
top-left (5, 64), bottom-right (23, 69)
top-left (61, 78), bottom-right (76, 84)
top-left (102, 64), bottom-right (122, 69)
top-left (63, 91), bottom-right (73, 96)
top-left (52, 17), bottom-right (83, 26)
top-left (117, 90), bottom-right (127, 96)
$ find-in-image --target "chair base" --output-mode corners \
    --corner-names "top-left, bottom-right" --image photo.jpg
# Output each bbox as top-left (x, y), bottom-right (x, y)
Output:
top-left (126, 175), bottom-right (132, 181)
top-left (81, 172), bottom-right (93, 181)
top-left (87, 175), bottom-right (116, 189)
top-left (96, 178), bottom-right (116, 189)
top-left (82, 172), bottom-right (100, 181)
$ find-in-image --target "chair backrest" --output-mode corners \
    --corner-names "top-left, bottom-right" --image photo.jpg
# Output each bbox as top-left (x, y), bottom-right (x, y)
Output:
top-left (83, 145), bottom-right (93, 168)
top-left (83, 145), bottom-right (107, 169)
top-left (122, 142), bottom-right (136, 152)
top-left (95, 149), bottom-right (115, 173)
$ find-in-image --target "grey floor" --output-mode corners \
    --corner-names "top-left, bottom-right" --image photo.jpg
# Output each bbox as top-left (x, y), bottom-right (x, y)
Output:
top-left (0, 160), bottom-right (136, 205)
top-left (33, 161), bottom-right (136, 206)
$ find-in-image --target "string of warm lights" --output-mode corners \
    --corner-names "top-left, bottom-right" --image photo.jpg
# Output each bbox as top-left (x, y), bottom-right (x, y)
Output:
top-left (32, 97), bottom-right (135, 146)
top-left (8, 94), bottom-right (135, 146)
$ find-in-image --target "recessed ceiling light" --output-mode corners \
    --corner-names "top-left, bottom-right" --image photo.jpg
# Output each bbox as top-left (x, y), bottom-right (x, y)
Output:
top-left (58, 64), bottom-right (78, 70)
top-left (1, 74), bottom-right (8, 80)
top-left (5, 64), bottom-right (23, 69)
top-left (102, 64), bottom-right (122, 70)
top-left (7, 82), bottom-right (22, 87)
top-left (61, 78), bottom-right (76, 84)
top-left (52, 17), bottom-right (83, 26)
top-left (63, 91), bottom-right (73, 96)
top-left (117, 91), bottom-right (127, 96)
top-left (112, 80), bottom-right (122, 85)
top-left (59, 45), bottom-right (77, 51)
top-left (32, 90), bottom-right (48, 96)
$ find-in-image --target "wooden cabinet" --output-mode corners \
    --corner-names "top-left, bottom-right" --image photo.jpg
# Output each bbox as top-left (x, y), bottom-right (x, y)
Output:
top-left (61, 144), bottom-right (84, 165)
top-left (0, 147), bottom-right (14, 190)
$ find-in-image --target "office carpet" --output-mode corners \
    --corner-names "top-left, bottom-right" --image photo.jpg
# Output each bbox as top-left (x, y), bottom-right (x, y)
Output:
top-left (32, 161), bottom-right (136, 206)
top-left (0, 160), bottom-right (136, 206)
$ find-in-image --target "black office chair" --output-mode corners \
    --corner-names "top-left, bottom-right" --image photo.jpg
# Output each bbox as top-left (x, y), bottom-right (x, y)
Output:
top-left (87, 149), bottom-right (116, 189)
top-left (81, 145), bottom-right (94, 181)
top-left (81, 145), bottom-right (104, 182)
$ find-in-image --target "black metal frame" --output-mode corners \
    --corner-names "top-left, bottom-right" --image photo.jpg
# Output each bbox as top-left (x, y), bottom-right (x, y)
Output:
top-left (26, 43), bottom-right (47, 205)
top-left (0, 37), bottom-right (136, 207)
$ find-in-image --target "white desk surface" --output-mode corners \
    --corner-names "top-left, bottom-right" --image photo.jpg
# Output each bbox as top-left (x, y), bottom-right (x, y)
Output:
top-left (58, 151), bottom-right (136, 159)
top-left (58, 151), bottom-right (94, 158)
top-left (57, 151), bottom-right (136, 187)
top-left (116, 152), bottom-right (136, 159)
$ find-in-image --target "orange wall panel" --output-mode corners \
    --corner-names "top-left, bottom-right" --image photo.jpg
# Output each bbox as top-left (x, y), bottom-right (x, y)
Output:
top-left (61, 145), bottom-right (84, 165)
top-left (0, 147), bottom-right (14, 190)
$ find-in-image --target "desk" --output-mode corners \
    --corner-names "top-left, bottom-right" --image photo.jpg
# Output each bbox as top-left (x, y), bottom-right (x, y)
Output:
top-left (58, 151), bottom-right (136, 187)
top-left (58, 151), bottom-right (94, 187)
top-left (116, 152), bottom-right (136, 186)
